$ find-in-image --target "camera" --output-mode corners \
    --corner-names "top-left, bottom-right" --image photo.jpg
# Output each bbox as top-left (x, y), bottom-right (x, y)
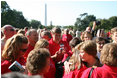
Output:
top-left (8, 61), bottom-right (25, 72)
top-left (60, 48), bottom-right (63, 51)
top-left (60, 44), bottom-right (64, 52)
top-left (96, 21), bottom-right (101, 26)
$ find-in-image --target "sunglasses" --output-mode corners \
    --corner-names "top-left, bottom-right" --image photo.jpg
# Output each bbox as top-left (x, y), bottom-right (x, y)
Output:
top-left (20, 48), bottom-right (27, 52)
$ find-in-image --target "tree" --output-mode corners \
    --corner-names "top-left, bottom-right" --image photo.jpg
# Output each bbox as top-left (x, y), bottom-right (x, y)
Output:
top-left (74, 14), bottom-right (96, 31)
top-left (29, 20), bottom-right (42, 29)
top-left (80, 13), bottom-right (88, 19)
top-left (63, 25), bottom-right (74, 29)
top-left (13, 10), bottom-right (30, 28)
top-left (1, 9), bottom-right (30, 28)
top-left (1, 1), bottom-right (12, 27)
top-left (100, 19), bottom-right (111, 30)
top-left (108, 16), bottom-right (117, 29)
top-left (1, 1), bottom-right (10, 13)
top-left (88, 16), bottom-right (117, 32)
top-left (1, 1), bottom-right (30, 28)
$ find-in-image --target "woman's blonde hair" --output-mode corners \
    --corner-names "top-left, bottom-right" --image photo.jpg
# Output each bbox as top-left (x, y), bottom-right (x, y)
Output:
top-left (34, 39), bottom-right (49, 49)
top-left (69, 40), bottom-right (97, 71)
top-left (2, 34), bottom-right (28, 62)
top-left (100, 43), bottom-right (117, 66)
top-left (17, 29), bottom-right (25, 35)
top-left (79, 40), bottom-right (97, 57)
top-left (69, 42), bottom-right (84, 71)
top-left (81, 31), bottom-right (92, 41)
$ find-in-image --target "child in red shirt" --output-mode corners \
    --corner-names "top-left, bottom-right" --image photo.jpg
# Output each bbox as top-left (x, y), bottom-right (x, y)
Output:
top-left (26, 48), bottom-right (50, 78)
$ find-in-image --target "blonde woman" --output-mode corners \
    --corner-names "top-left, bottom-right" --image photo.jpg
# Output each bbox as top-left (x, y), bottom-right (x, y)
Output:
top-left (81, 31), bottom-right (92, 42)
top-left (1, 34), bottom-right (28, 74)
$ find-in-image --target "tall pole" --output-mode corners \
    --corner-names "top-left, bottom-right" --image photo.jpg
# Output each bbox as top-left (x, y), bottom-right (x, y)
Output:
top-left (45, 4), bottom-right (47, 27)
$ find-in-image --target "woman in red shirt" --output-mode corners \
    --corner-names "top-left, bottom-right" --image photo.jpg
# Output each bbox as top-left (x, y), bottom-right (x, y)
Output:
top-left (81, 43), bottom-right (117, 78)
top-left (63, 40), bottom-right (102, 78)
top-left (1, 34), bottom-right (28, 74)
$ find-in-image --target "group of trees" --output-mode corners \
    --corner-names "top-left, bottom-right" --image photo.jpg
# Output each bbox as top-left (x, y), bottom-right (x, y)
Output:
top-left (67, 13), bottom-right (117, 32)
top-left (1, 1), bottom-right (43, 29)
top-left (1, 1), bottom-right (117, 32)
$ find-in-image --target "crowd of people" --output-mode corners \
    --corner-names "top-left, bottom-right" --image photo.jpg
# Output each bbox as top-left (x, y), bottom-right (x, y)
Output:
top-left (1, 21), bottom-right (117, 78)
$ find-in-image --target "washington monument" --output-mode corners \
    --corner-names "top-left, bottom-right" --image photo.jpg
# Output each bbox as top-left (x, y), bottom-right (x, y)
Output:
top-left (45, 4), bottom-right (47, 26)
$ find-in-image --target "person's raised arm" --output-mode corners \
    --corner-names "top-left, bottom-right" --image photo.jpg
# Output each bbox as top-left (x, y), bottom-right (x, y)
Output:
top-left (92, 21), bottom-right (96, 31)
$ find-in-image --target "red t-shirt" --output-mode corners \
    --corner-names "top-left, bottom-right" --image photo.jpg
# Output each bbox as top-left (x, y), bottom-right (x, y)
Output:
top-left (1, 57), bottom-right (25, 74)
top-left (62, 34), bottom-right (72, 44)
top-left (23, 44), bottom-right (34, 62)
top-left (107, 31), bottom-right (111, 38)
top-left (63, 63), bottom-right (87, 78)
top-left (49, 39), bottom-right (71, 63)
top-left (1, 60), bottom-right (12, 74)
top-left (62, 50), bottom-right (73, 62)
top-left (81, 64), bottom-right (117, 78)
top-left (16, 57), bottom-right (25, 65)
top-left (44, 58), bottom-right (56, 78)
top-left (28, 72), bottom-right (43, 78)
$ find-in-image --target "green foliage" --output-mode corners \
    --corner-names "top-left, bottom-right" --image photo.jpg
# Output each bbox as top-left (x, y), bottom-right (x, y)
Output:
top-left (74, 13), bottom-right (117, 32)
top-left (108, 16), bottom-right (117, 28)
top-left (63, 25), bottom-right (74, 29)
top-left (74, 14), bottom-right (96, 31)
top-left (29, 19), bottom-right (42, 29)
top-left (1, 9), bottom-right (30, 28)
top-left (100, 19), bottom-right (110, 30)
top-left (92, 16), bottom-right (117, 32)
top-left (1, 1), bottom-right (30, 28)
top-left (46, 25), bottom-right (55, 30)
top-left (1, 1), bottom-right (10, 13)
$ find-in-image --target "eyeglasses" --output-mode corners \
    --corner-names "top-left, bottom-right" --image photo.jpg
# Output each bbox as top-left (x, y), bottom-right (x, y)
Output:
top-left (20, 48), bottom-right (27, 52)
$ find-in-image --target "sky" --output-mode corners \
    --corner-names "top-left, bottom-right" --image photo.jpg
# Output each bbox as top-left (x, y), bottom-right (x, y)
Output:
top-left (6, 0), bottom-right (117, 26)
